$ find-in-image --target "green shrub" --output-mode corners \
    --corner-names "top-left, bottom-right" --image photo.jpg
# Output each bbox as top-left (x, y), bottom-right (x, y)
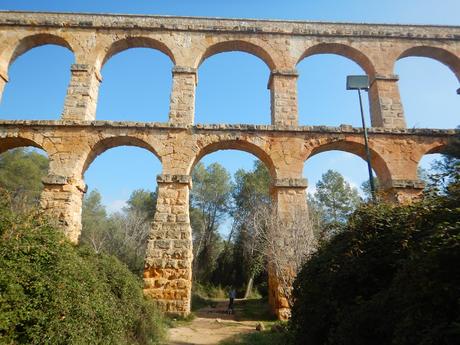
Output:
top-left (193, 282), bottom-right (227, 299)
top-left (0, 192), bottom-right (166, 345)
top-left (290, 190), bottom-right (460, 345)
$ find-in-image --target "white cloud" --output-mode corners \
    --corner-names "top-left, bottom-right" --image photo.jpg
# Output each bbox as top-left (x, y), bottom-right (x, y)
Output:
top-left (326, 153), bottom-right (355, 165)
top-left (106, 199), bottom-right (127, 214)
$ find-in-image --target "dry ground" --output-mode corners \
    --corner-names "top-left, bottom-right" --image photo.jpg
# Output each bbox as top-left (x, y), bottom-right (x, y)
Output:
top-left (166, 300), bottom-right (263, 345)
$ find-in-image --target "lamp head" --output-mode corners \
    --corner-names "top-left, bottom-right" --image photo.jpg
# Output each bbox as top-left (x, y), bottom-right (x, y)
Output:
top-left (346, 75), bottom-right (369, 90)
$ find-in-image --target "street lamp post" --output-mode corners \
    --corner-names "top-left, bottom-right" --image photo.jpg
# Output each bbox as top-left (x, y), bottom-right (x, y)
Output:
top-left (346, 75), bottom-right (376, 201)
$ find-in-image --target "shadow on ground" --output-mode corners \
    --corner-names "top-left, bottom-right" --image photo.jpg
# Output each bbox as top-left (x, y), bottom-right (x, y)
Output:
top-left (166, 299), bottom-right (275, 345)
top-left (192, 297), bottom-right (276, 321)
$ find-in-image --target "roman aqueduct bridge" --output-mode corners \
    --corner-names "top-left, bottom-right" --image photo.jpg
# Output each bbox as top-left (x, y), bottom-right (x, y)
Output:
top-left (0, 11), bottom-right (458, 319)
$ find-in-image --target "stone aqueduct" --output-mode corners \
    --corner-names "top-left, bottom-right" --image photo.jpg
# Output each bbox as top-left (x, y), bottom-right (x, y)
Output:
top-left (0, 11), bottom-right (458, 319)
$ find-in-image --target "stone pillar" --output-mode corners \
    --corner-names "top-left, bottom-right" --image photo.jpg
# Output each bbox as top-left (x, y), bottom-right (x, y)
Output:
top-left (40, 174), bottom-right (86, 243)
top-left (0, 70), bottom-right (8, 104)
top-left (268, 177), bottom-right (310, 320)
top-left (382, 179), bottom-right (425, 204)
top-left (368, 74), bottom-right (406, 128)
top-left (269, 69), bottom-right (298, 126)
top-left (62, 64), bottom-right (101, 121)
top-left (169, 66), bottom-right (197, 125)
top-left (143, 174), bottom-right (193, 316)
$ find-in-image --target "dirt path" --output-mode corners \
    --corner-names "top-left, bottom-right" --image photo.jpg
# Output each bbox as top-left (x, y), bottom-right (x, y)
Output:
top-left (166, 300), bottom-right (259, 345)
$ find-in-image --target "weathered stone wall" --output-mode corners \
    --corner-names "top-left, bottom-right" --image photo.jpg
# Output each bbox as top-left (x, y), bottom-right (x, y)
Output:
top-left (0, 119), bottom-right (456, 317)
top-left (144, 175), bottom-right (192, 315)
top-left (62, 64), bottom-right (101, 121)
top-left (0, 11), bottom-right (458, 127)
top-left (269, 179), bottom-right (310, 320)
top-left (0, 11), bottom-right (458, 319)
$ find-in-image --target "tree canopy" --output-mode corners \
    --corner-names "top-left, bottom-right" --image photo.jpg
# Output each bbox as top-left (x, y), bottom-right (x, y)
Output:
top-left (0, 148), bottom-right (48, 208)
top-left (190, 162), bottom-right (233, 282)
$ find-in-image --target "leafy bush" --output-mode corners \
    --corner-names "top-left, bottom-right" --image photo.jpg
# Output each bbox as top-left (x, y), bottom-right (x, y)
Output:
top-left (193, 282), bottom-right (228, 300)
top-left (0, 192), bottom-right (166, 345)
top-left (290, 189), bottom-right (460, 345)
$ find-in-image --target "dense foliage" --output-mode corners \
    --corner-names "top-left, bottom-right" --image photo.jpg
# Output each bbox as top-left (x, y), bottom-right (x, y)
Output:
top-left (0, 148), bottom-right (48, 208)
top-left (80, 188), bottom-right (156, 275)
top-left (290, 182), bottom-right (460, 344)
top-left (0, 192), bottom-right (166, 345)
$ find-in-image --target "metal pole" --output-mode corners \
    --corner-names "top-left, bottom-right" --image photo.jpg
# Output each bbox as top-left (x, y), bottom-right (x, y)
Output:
top-left (358, 88), bottom-right (376, 201)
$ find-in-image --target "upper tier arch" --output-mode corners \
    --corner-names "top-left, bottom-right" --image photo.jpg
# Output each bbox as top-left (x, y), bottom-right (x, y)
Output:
top-left (298, 43), bottom-right (376, 76)
top-left (99, 36), bottom-right (176, 70)
top-left (196, 40), bottom-right (276, 70)
top-left (396, 46), bottom-right (460, 81)
top-left (0, 33), bottom-right (74, 75)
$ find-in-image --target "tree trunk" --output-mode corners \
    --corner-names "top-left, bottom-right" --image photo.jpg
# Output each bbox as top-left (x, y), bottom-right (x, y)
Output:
top-left (244, 275), bottom-right (254, 299)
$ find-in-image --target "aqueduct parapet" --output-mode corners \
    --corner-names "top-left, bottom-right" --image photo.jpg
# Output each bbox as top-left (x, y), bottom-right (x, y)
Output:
top-left (0, 11), bottom-right (459, 319)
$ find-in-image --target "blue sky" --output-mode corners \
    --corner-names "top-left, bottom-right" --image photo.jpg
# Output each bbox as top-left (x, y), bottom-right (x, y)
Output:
top-left (2, 0), bottom-right (460, 25)
top-left (0, 1), bottom-right (458, 217)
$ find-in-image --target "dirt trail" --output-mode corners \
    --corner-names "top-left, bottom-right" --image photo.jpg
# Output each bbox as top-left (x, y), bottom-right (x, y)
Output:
top-left (166, 300), bottom-right (258, 345)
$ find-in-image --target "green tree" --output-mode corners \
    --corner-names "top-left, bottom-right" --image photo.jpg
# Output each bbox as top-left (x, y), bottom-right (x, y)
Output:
top-left (106, 211), bottom-right (150, 275)
top-left (125, 188), bottom-right (157, 220)
top-left (232, 160), bottom-right (270, 213)
top-left (81, 188), bottom-right (157, 275)
top-left (313, 170), bottom-right (362, 238)
top-left (190, 162), bottom-right (232, 282)
top-left (108, 188), bottom-right (157, 275)
top-left (227, 160), bottom-right (270, 295)
top-left (306, 194), bottom-right (326, 238)
top-left (360, 176), bottom-right (380, 201)
top-left (0, 148), bottom-right (48, 208)
top-left (81, 190), bottom-right (111, 254)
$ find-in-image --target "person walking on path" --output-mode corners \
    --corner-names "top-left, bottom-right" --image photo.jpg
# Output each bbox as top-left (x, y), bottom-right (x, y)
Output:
top-left (227, 288), bottom-right (236, 314)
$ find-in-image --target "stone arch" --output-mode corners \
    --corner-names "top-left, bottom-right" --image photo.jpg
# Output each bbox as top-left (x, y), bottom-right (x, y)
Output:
top-left (298, 43), bottom-right (376, 76)
top-left (81, 136), bottom-right (161, 179)
top-left (397, 46), bottom-right (460, 82)
top-left (189, 139), bottom-right (277, 180)
top-left (6, 33), bottom-right (74, 69)
top-left (423, 143), bottom-right (449, 155)
top-left (100, 37), bottom-right (175, 69)
top-left (0, 137), bottom-right (46, 155)
top-left (414, 141), bottom-right (451, 169)
top-left (196, 40), bottom-right (276, 70)
top-left (415, 141), bottom-right (452, 185)
top-left (307, 139), bottom-right (391, 184)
